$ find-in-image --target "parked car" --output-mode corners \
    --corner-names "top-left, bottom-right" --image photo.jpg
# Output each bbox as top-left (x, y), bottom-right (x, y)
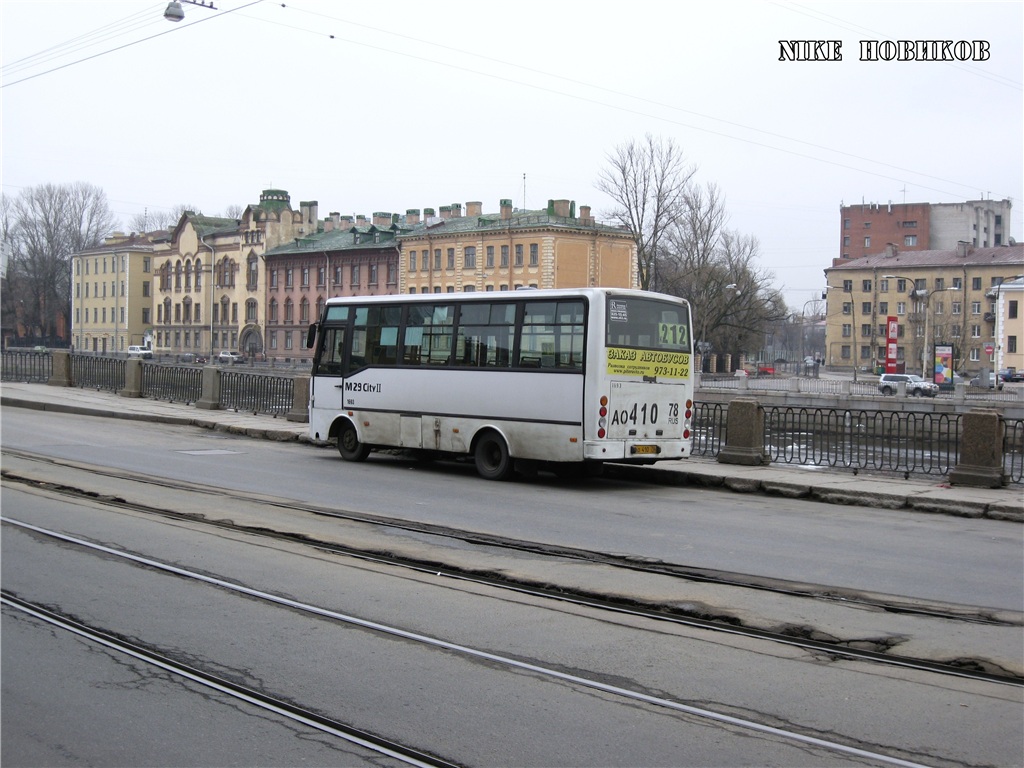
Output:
top-left (218, 350), bottom-right (244, 364)
top-left (178, 353), bottom-right (208, 364)
top-left (877, 373), bottom-right (939, 397)
top-left (969, 373), bottom-right (1004, 390)
top-left (999, 368), bottom-right (1024, 383)
top-left (127, 345), bottom-right (153, 359)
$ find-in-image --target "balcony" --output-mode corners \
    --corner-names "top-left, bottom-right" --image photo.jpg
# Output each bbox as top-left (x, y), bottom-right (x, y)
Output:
top-left (983, 312), bottom-right (996, 323)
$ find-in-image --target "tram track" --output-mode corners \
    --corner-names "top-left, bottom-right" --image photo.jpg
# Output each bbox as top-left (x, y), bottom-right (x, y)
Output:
top-left (0, 521), bottom-right (948, 768)
top-left (3, 447), bottom-right (1022, 687)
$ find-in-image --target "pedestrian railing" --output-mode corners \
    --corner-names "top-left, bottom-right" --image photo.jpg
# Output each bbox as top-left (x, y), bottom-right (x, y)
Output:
top-left (141, 362), bottom-right (203, 403)
top-left (1, 349), bottom-right (54, 383)
top-left (13, 351), bottom-right (1023, 486)
top-left (764, 407), bottom-right (961, 476)
top-left (220, 370), bottom-right (295, 416)
top-left (71, 354), bottom-right (125, 392)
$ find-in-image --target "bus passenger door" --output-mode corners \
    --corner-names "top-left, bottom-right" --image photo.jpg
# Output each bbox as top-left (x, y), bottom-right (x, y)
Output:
top-left (311, 327), bottom-right (346, 413)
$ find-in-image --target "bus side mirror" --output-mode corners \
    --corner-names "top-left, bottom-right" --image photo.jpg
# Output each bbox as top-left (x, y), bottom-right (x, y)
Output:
top-left (305, 323), bottom-right (318, 350)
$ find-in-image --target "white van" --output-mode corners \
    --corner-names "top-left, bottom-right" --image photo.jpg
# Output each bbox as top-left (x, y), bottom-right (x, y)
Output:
top-left (127, 345), bottom-right (153, 359)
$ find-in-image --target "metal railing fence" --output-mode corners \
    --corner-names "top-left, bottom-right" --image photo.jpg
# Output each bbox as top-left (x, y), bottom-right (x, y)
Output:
top-left (0, 350), bottom-right (52, 383)
top-left (220, 370), bottom-right (295, 416)
top-left (764, 407), bottom-right (961, 477)
top-left (141, 363), bottom-right (203, 403)
top-left (71, 355), bottom-right (125, 392)
top-left (1005, 419), bottom-right (1024, 485)
top-left (692, 402), bottom-right (727, 457)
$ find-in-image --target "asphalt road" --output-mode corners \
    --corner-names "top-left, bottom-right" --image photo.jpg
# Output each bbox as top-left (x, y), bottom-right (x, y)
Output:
top-left (2, 407), bottom-right (1022, 611)
top-left (4, 478), bottom-right (1021, 767)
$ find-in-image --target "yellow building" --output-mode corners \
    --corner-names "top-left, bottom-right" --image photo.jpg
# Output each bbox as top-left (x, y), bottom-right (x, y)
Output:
top-left (71, 233), bottom-right (155, 354)
top-left (397, 199), bottom-right (636, 294)
top-left (823, 242), bottom-right (1024, 376)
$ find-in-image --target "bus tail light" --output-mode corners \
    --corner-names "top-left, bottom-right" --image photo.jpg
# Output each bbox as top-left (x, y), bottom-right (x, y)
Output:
top-left (597, 394), bottom-right (608, 438)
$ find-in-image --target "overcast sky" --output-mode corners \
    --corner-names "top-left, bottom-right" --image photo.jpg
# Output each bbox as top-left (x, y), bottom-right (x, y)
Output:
top-left (3, 1), bottom-right (1021, 308)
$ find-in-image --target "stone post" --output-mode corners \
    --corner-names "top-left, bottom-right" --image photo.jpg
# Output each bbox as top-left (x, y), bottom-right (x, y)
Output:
top-left (119, 358), bottom-right (142, 398)
top-left (717, 397), bottom-right (768, 466)
top-left (287, 376), bottom-right (310, 423)
top-left (948, 408), bottom-right (1005, 488)
top-left (47, 349), bottom-right (73, 387)
top-left (196, 365), bottom-right (221, 411)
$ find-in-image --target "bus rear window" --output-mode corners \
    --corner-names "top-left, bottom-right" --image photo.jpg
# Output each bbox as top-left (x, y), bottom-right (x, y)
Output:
top-left (607, 297), bottom-right (690, 352)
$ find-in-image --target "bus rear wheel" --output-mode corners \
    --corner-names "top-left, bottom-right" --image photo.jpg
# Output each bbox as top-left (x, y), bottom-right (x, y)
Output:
top-left (474, 431), bottom-right (513, 481)
top-left (337, 420), bottom-right (371, 462)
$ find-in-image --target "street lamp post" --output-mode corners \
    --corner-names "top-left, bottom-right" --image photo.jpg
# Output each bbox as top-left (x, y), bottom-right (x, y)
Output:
top-left (164, 0), bottom-right (217, 22)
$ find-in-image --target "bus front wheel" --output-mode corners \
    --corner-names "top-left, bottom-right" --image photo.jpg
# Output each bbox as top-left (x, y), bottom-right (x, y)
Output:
top-left (337, 420), bottom-right (371, 462)
top-left (474, 431), bottom-right (513, 481)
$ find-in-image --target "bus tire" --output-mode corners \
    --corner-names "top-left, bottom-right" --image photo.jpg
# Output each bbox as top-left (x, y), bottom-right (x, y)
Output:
top-left (474, 431), bottom-right (513, 481)
top-left (337, 420), bottom-right (371, 462)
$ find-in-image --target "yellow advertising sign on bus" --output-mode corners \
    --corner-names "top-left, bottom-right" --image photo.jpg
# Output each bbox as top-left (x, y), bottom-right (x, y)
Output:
top-left (606, 348), bottom-right (690, 379)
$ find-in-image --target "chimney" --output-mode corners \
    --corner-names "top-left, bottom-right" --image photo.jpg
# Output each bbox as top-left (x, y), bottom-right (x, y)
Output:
top-left (466, 201), bottom-right (482, 217)
top-left (957, 241), bottom-right (971, 257)
top-left (885, 243), bottom-right (898, 258)
top-left (356, 214), bottom-right (367, 226)
top-left (406, 208), bottom-right (421, 225)
top-left (324, 218), bottom-right (334, 232)
top-left (500, 199), bottom-right (513, 220)
top-left (373, 211), bottom-right (392, 226)
top-left (580, 205), bottom-right (592, 224)
top-left (341, 215), bottom-right (354, 228)
top-left (300, 200), bottom-right (319, 226)
top-left (552, 199), bottom-right (571, 217)
top-left (440, 205), bottom-right (452, 220)
top-left (451, 203), bottom-right (462, 218)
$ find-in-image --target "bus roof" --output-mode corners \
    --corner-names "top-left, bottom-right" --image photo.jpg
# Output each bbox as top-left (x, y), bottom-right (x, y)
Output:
top-left (323, 287), bottom-right (690, 308)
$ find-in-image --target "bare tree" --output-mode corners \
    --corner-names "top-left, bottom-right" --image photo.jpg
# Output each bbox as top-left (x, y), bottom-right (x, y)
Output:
top-left (596, 134), bottom-right (696, 290)
top-left (126, 203), bottom-right (199, 234)
top-left (223, 204), bottom-right (243, 220)
top-left (2, 182), bottom-right (116, 345)
top-left (655, 184), bottom-right (786, 368)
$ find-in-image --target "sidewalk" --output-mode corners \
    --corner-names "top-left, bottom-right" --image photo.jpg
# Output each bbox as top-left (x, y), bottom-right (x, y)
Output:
top-left (2, 381), bottom-right (1021, 522)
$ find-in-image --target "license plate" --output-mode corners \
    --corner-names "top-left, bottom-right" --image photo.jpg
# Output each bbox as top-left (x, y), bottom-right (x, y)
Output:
top-left (631, 445), bottom-right (659, 455)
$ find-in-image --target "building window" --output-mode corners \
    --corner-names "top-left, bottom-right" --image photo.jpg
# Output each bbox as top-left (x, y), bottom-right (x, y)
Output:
top-left (486, 246), bottom-right (494, 268)
top-left (842, 279), bottom-right (853, 291)
top-left (861, 302), bottom-right (871, 315)
top-left (902, 220), bottom-right (917, 228)
top-left (269, 299), bottom-right (278, 322)
top-left (1010, 300), bottom-right (1019, 319)
top-left (861, 323), bottom-right (872, 337)
top-left (971, 302), bottom-right (981, 315)
top-left (952, 325), bottom-right (961, 338)
top-left (843, 219), bottom-right (850, 229)
top-left (972, 277), bottom-right (982, 290)
top-left (464, 246), bottom-right (476, 269)
top-left (447, 248), bottom-right (455, 269)
top-left (301, 267), bottom-right (310, 288)
top-left (843, 236), bottom-right (850, 246)
top-left (904, 235), bottom-right (917, 246)
top-left (334, 266), bottom-right (343, 285)
top-left (952, 302), bottom-right (962, 315)
top-left (842, 324), bottom-right (852, 338)
top-left (369, 264), bottom-right (378, 285)
top-left (285, 268), bottom-right (294, 288)
top-left (841, 345), bottom-right (851, 359)
top-left (952, 277), bottom-right (962, 290)
top-left (897, 302), bottom-right (906, 315)
top-left (351, 264), bottom-right (360, 287)
top-left (300, 298), bottom-right (309, 323)
top-left (409, 251), bottom-right (417, 272)
top-left (1008, 336), bottom-right (1017, 353)
top-left (501, 245), bottom-right (509, 268)
top-left (969, 348), bottom-right (980, 362)
top-left (842, 302), bottom-right (852, 315)
top-left (971, 325), bottom-right (981, 338)
top-left (934, 277), bottom-right (944, 291)
top-left (862, 279), bottom-right (872, 292)
top-left (529, 243), bottom-right (539, 266)
top-left (433, 249), bottom-right (441, 270)
top-left (317, 266), bottom-right (326, 287)
top-left (864, 236), bottom-right (871, 248)
top-left (878, 301), bottom-right (888, 314)
top-left (515, 244), bottom-right (524, 267)
top-left (269, 269), bottom-right (278, 289)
